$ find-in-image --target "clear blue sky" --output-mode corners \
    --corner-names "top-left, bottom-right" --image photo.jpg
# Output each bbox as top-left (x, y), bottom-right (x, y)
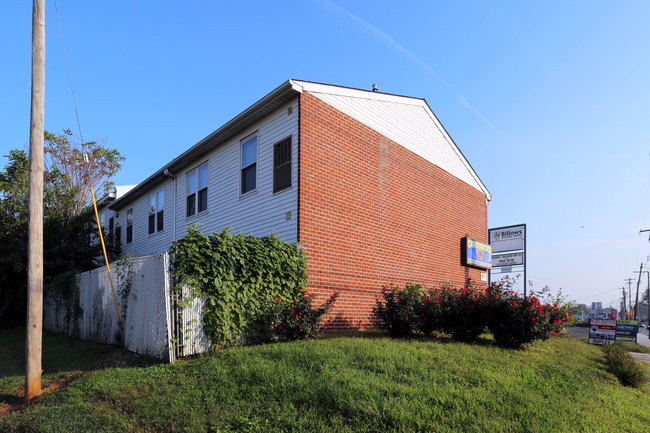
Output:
top-left (2, 1), bottom-right (650, 308)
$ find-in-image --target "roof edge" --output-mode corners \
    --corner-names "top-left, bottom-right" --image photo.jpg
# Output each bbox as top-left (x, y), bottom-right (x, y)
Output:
top-left (110, 80), bottom-right (301, 211)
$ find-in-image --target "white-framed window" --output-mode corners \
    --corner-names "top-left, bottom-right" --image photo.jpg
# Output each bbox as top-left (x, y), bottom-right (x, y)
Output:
top-left (126, 208), bottom-right (133, 243)
top-left (186, 163), bottom-right (209, 217)
top-left (273, 136), bottom-right (292, 193)
top-left (148, 189), bottom-right (164, 235)
top-left (241, 134), bottom-right (257, 195)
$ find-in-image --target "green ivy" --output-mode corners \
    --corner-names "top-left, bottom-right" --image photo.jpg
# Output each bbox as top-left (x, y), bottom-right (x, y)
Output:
top-left (170, 225), bottom-right (309, 348)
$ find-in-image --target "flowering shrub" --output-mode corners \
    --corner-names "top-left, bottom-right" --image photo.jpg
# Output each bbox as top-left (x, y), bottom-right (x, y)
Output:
top-left (252, 292), bottom-right (339, 342)
top-left (434, 283), bottom-right (488, 341)
top-left (485, 280), bottom-right (572, 348)
top-left (374, 283), bottom-right (425, 336)
top-left (375, 279), bottom-right (573, 348)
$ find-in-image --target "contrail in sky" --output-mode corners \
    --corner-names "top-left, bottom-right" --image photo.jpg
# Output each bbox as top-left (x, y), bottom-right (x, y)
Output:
top-left (314, 0), bottom-right (502, 135)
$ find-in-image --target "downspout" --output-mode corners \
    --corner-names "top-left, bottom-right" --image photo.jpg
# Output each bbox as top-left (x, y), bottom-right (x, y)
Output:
top-left (163, 168), bottom-right (176, 243)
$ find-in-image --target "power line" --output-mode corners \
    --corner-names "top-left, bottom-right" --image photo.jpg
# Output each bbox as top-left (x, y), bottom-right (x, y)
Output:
top-left (53, 0), bottom-right (85, 146)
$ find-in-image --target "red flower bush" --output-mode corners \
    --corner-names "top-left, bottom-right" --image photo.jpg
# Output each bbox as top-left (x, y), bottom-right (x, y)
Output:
top-left (374, 279), bottom-right (572, 349)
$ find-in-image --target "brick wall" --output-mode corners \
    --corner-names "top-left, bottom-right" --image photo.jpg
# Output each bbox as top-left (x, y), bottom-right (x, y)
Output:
top-left (298, 92), bottom-right (489, 330)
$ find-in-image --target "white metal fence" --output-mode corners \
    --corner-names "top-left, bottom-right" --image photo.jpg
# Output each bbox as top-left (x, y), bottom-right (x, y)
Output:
top-left (43, 252), bottom-right (210, 362)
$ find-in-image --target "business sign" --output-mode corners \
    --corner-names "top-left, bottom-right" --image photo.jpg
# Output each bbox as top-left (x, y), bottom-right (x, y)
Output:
top-left (492, 252), bottom-right (524, 267)
top-left (489, 225), bottom-right (525, 253)
top-left (465, 238), bottom-right (492, 270)
top-left (488, 224), bottom-right (527, 295)
top-left (616, 320), bottom-right (638, 338)
top-left (588, 319), bottom-right (617, 345)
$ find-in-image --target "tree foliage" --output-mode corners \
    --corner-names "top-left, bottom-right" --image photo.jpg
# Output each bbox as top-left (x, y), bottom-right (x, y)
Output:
top-left (44, 129), bottom-right (124, 216)
top-left (0, 131), bottom-right (124, 328)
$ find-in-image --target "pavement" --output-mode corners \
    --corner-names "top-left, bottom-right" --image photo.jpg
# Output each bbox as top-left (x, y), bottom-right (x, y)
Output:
top-left (630, 330), bottom-right (650, 364)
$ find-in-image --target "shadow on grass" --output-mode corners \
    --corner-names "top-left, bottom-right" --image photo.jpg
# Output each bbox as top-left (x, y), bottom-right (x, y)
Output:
top-left (1, 327), bottom-right (161, 408)
top-left (0, 327), bottom-right (160, 381)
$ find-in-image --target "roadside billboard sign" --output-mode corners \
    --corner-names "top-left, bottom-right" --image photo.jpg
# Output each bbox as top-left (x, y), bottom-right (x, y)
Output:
top-left (588, 319), bottom-right (617, 345)
top-left (616, 320), bottom-right (638, 342)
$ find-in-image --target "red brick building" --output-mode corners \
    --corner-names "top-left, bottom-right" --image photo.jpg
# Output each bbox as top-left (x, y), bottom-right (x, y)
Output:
top-left (109, 80), bottom-right (491, 330)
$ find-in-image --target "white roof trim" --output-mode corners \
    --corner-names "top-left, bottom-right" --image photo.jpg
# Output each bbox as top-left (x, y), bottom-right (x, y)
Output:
top-left (290, 80), bottom-right (491, 202)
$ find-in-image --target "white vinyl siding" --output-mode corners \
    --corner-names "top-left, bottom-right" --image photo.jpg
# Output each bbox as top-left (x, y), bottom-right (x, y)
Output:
top-left (116, 99), bottom-right (299, 257)
top-left (176, 100), bottom-right (299, 242)
top-left (118, 181), bottom-right (174, 257)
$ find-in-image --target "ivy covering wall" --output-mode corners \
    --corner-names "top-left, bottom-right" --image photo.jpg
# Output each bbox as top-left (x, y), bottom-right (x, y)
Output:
top-left (170, 226), bottom-right (310, 347)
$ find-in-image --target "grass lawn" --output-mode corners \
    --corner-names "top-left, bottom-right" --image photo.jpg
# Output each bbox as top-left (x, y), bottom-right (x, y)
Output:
top-left (2, 329), bottom-right (650, 432)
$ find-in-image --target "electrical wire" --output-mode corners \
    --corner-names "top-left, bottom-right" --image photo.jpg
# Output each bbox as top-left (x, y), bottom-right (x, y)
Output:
top-left (53, 0), bottom-right (85, 147)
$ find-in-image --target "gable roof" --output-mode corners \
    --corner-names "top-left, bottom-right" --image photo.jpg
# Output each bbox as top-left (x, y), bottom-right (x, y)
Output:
top-left (111, 79), bottom-right (490, 210)
top-left (292, 80), bottom-right (491, 202)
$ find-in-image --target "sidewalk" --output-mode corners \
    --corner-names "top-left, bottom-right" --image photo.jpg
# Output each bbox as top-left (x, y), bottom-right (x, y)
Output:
top-left (629, 330), bottom-right (650, 364)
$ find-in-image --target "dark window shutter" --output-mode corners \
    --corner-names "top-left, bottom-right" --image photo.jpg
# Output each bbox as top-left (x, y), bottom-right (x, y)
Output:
top-left (273, 137), bottom-right (292, 193)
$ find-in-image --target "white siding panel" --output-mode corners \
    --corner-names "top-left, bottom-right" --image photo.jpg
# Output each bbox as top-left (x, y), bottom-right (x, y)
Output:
top-left (118, 99), bottom-right (299, 257)
top-left (119, 180), bottom-right (174, 257)
top-left (310, 92), bottom-right (485, 194)
top-left (176, 100), bottom-right (299, 242)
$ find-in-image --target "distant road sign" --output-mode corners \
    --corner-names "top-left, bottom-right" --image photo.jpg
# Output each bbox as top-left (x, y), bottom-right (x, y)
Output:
top-left (589, 319), bottom-right (617, 345)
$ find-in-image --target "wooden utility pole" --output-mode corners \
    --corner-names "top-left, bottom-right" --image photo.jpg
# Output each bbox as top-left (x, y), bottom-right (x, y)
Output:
top-left (25, 0), bottom-right (45, 402)
top-left (634, 264), bottom-right (643, 320)
top-left (624, 278), bottom-right (634, 314)
top-left (622, 287), bottom-right (627, 317)
top-left (633, 263), bottom-right (644, 320)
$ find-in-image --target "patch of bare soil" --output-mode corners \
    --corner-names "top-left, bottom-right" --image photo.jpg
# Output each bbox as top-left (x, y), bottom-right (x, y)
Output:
top-left (0, 374), bottom-right (76, 416)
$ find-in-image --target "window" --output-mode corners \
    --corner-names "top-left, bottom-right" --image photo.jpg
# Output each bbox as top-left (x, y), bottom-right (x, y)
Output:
top-left (241, 135), bottom-right (257, 194)
top-left (273, 136), bottom-right (292, 193)
top-left (126, 208), bottom-right (133, 244)
top-left (186, 164), bottom-right (209, 217)
top-left (148, 189), bottom-right (164, 235)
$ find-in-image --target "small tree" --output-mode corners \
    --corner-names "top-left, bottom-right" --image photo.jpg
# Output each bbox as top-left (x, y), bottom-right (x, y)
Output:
top-left (44, 129), bottom-right (125, 216)
top-left (0, 131), bottom-right (124, 328)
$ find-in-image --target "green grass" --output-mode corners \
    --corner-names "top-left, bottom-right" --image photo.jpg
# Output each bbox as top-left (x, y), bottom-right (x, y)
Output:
top-left (2, 330), bottom-right (650, 432)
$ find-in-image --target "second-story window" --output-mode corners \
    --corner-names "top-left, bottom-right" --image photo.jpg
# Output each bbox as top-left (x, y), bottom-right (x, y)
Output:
top-left (126, 208), bottom-right (133, 243)
top-left (241, 135), bottom-right (257, 195)
top-left (273, 136), bottom-right (292, 193)
top-left (186, 163), bottom-right (209, 217)
top-left (148, 189), bottom-right (164, 235)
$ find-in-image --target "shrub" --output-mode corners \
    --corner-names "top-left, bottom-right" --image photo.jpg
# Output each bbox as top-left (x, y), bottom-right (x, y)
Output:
top-left (375, 279), bottom-right (573, 348)
top-left (603, 343), bottom-right (647, 387)
top-left (170, 225), bottom-right (308, 348)
top-left (485, 281), bottom-right (572, 348)
top-left (374, 283), bottom-right (425, 336)
top-left (431, 283), bottom-right (488, 341)
top-left (253, 292), bottom-right (339, 342)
